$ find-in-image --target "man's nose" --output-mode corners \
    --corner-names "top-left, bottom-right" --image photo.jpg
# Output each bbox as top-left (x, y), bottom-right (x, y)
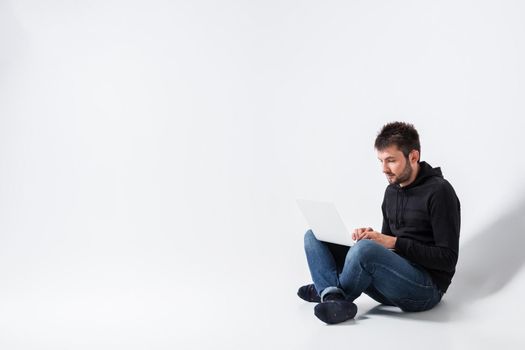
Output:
top-left (382, 163), bottom-right (389, 173)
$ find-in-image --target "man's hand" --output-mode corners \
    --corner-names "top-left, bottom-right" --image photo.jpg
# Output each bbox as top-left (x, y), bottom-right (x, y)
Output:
top-left (352, 228), bottom-right (397, 249)
top-left (352, 227), bottom-right (373, 241)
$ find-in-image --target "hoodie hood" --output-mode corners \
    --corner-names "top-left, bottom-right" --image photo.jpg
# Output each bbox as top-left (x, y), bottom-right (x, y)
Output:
top-left (399, 161), bottom-right (443, 189)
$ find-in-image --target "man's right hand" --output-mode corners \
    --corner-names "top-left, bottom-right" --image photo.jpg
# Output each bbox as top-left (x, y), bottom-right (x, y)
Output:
top-left (352, 227), bottom-right (374, 241)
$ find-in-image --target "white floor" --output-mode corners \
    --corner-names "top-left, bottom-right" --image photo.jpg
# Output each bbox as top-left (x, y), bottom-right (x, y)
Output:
top-left (1, 209), bottom-right (524, 350)
top-left (2, 271), bottom-right (524, 349)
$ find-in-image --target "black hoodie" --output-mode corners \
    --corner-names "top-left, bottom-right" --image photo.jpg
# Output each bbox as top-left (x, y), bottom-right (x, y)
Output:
top-left (382, 161), bottom-right (460, 293)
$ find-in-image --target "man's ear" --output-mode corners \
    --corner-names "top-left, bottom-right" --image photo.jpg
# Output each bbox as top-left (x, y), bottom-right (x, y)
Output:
top-left (410, 150), bottom-right (420, 163)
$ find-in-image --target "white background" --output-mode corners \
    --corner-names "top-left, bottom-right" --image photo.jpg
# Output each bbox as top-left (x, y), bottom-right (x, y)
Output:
top-left (1, 0), bottom-right (525, 348)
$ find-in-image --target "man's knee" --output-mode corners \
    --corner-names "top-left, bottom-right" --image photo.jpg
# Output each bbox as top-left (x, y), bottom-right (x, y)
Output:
top-left (347, 239), bottom-right (384, 265)
top-left (304, 229), bottom-right (318, 248)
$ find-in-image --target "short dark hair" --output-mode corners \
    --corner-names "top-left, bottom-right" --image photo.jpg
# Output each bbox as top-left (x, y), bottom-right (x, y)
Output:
top-left (374, 122), bottom-right (421, 159)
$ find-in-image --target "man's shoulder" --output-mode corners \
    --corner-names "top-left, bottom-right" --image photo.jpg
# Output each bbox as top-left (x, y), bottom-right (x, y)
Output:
top-left (429, 176), bottom-right (457, 191)
top-left (424, 177), bottom-right (460, 204)
top-left (396, 176), bottom-right (458, 200)
top-left (425, 175), bottom-right (448, 187)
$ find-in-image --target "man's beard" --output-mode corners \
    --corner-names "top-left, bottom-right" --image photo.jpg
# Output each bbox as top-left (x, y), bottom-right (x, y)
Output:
top-left (387, 161), bottom-right (413, 185)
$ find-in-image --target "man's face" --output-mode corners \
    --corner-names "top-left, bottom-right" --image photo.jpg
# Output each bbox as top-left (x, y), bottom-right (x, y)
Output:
top-left (377, 145), bottom-right (414, 185)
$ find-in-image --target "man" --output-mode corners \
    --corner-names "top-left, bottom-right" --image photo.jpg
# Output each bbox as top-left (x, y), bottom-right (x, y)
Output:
top-left (298, 122), bottom-right (461, 324)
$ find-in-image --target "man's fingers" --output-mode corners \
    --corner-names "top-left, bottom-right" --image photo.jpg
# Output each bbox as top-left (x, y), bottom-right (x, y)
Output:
top-left (362, 231), bottom-right (379, 240)
top-left (353, 227), bottom-right (374, 241)
top-left (357, 230), bottom-right (368, 241)
top-left (357, 228), bottom-right (373, 238)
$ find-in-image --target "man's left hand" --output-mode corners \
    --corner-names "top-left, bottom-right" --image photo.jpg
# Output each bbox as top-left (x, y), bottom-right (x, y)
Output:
top-left (358, 230), bottom-right (397, 249)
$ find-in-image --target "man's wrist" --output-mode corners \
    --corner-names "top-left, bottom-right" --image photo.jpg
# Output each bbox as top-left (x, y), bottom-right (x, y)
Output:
top-left (390, 236), bottom-right (397, 249)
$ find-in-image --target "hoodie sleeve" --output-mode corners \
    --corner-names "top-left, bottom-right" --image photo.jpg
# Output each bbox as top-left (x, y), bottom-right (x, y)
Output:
top-left (394, 182), bottom-right (460, 272)
top-left (381, 199), bottom-right (394, 237)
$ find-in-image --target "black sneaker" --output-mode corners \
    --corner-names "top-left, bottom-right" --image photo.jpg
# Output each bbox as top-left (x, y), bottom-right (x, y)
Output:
top-left (297, 284), bottom-right (321, 303)
top-left (314, 298), bottom-right (357, 324)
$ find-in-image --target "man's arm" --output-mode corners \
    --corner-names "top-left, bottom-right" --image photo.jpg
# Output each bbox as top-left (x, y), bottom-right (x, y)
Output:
top-left (394, 183), bottom-right (460, 272)
top-left (394, 239), bottom-right (457, 271)
top-left (381, 199), bottom-right (395, 237)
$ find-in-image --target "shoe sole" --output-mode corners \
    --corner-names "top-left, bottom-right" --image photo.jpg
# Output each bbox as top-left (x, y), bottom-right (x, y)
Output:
top-left (314, 301), bottom-right (357, 324)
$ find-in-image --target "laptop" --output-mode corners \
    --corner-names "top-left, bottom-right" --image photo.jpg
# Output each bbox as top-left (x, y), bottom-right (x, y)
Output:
top-left (296, 199), bottom-right (356, 246)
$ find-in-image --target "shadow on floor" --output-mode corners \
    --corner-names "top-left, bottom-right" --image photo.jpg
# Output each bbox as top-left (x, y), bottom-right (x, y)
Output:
top-left (361, 197), bottom-right (525, 323)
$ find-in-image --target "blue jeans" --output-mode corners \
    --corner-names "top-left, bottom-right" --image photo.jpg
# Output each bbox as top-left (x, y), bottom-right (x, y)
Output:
top-left (304, 229), bottom-right (443, 311)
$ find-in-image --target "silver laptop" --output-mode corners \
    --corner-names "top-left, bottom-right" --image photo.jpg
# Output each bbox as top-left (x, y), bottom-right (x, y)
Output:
top-left (296, 199), bottom-right (355, 246)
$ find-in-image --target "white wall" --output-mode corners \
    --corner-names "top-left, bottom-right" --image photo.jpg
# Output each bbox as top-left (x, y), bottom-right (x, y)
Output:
top-left (1, 0), bottom-right (525, 348)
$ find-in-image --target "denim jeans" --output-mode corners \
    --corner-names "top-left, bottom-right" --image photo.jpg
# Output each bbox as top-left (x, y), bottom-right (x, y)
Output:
top-left (304, 229), bottom-right (443, 311)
